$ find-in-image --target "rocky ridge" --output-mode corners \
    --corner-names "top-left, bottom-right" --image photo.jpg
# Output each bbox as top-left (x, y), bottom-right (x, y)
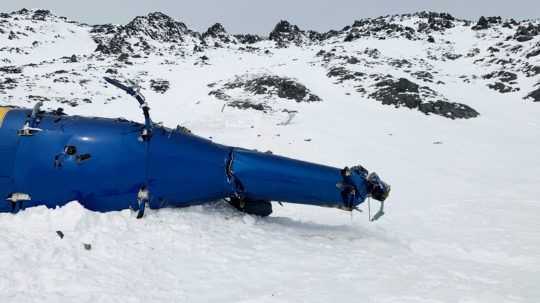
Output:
top-left (0, 9), bottom-right (539, 117)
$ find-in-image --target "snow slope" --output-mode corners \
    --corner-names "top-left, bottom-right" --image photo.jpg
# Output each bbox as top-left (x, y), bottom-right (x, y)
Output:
top-left (0, 9), bottom-right (539, 302)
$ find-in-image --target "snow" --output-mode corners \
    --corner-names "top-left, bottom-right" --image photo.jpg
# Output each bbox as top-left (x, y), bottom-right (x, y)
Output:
top-left (1, 10), bottom-right (540, 303)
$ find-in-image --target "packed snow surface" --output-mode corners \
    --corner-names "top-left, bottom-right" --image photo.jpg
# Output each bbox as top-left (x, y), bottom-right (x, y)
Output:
top-left (0, 9), bottom-right (539, 302)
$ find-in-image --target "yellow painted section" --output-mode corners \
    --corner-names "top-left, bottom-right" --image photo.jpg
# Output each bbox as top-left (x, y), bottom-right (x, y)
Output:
top-left (0, 107), bottom-right (11, 128)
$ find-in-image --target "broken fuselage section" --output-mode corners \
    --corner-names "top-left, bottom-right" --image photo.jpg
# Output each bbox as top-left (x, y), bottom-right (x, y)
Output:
top-left (0, 79), bottom-right (390, 218)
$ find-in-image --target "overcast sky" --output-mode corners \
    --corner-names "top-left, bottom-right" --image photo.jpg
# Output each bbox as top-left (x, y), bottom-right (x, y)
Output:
top-left (1, 0), bottom-right (538, 34)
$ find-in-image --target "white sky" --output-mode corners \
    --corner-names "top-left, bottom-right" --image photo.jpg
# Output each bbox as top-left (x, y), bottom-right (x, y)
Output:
top-left (1, 0), bottom-right (538, 34)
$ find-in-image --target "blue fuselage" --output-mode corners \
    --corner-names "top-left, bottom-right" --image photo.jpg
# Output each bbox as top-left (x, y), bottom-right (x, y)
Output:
top-left (0, 107), bottom-right (371, 214)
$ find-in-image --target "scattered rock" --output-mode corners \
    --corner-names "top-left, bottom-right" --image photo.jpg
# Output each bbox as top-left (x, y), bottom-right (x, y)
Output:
top-left (228, 100), bottom-right (269, 111)
top-left (327, 67), bottom-right (366, 83)
top-left (234, 34), bottom-right (262, 44)
top-left (150, 79), bottom-right (170, 93)
top-left (202, 23), bottom-right (235, 45)
top-left (411, 71), bottom-right (434, 82)
top-left (0, 77), bottom-right (18, 90)
top-left (32, 9), bottom-right (51, 21)
top-left (209, 74), bottom-right (321, 112)
top-left (269, 20), bottom-right (309, 47)
top-left (369, 78), bottom-right (479, 119)
top-left (95, 12), bottom-right (197, 54)
top-left (417, 12), bottom-right (455, 33)
top-left (217, 75), bottom-right (321, 103)
top-left (0, 66), bottom-right (22, 74)
top-left (524, 87), bottom-right (540, 102)
top-left (487, 82), bottom-right (519, 93)
top-left (513, 23), bottom-right (540, 42)
top-left (472, 16), bottom-right (501, 30)
top-left (345, 18), bottom-right (416, 42)
top-left (482, 71), bottom-right (518, 83)
top-left (526, 42), bottom-right (540, 58)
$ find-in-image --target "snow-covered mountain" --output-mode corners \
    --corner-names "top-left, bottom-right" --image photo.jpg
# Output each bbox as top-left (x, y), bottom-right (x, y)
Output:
top-left (0, 8), bottom-right (539, 303)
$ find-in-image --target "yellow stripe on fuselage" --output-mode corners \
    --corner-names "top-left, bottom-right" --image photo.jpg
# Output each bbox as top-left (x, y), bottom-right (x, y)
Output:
top-left (0, 107), bottom-right (11, 128)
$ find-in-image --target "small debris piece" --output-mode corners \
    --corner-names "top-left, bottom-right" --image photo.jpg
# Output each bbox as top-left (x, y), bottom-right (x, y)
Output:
top-left (56, 230), bottom-right (64, 239)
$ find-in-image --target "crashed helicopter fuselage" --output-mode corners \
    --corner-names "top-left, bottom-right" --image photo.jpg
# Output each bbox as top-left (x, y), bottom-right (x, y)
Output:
top-left (0, 77), bottom-right (390, 218)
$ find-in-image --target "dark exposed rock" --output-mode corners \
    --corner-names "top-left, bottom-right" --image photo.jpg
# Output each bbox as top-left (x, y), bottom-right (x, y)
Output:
top-left (347, 56), bottom-right (360, 64)
top-left (487, 82), bottom-right (519, 93)
top-left (91, 24), bottom-right (118, 35)
top-left (415, 11), bottom-right (455, 21)
top-left (28, 95), bottom-right (50, 102)
top-left (228, 100), bottom-right (269, 111)
top-left (443, 53), bottom-right (462, 60)
top-left (269, 20), bottom-right (308, 47)
top-left (526, 42), bottom-right (540, 58)
top-left (209, 75), bottom-right (321, 111)
top-left (417, 12), bottom-right (455, 33)
top-left (515, 35), bottom-right (533, 42)
top-left (0, 77), bottom-right (17, 90)
top-left (524, 87), bottom-right (540, 101)
top-left (150, 79), bottom-right (170, 93)
top-left (389, 59), bottom-right (412, 68)
top-left (523, 65), bottom-right (540, 77)
top-left (118, 53), bottom-right (129, 61)
top-left (345, 18), bottom-right (416, 42)
top-left (32, 9), bottom-right (51, 21)
top-left (411, 71), bottom-right (434, 82)
top-left (53, 77), bottom-right (69, 83)
top-left (8, 31), bottom-right (17, 40)
top-left (240, 76), bottom-right (321, 102)
top-left (202, 23), bottom-right (235, 45)
top-left (418, 101), bottom-right (479, 119)
top-left (502, 19), bottom-right (519, 28)
top-left (124, 12), bottom-right (191, 42)
top-left (472, 16), bottom-right (501, 30)
top-left (203, 23), bottom-right (226, 38)
top-left (369, 78), bottom-right (479, 119)
top-left (95, 12), bottom-right (196, 54)
top-left (364, 48), bottom-right (381, 58)
top-left (234, 34), bottom-right (262, 44)
top-left (482, 71), bottom-right (517, 82)
top-left (326, 67), bottom-right (366, 83)
top-left (0, 66), bottom-right (22, 74)
top-left (514, 23), bottom-right (540, 42)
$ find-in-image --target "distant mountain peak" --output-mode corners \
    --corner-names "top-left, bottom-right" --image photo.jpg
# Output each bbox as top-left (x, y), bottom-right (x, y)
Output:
top-left (94, 11), bottom-right (199, 54)
top-left (269, 20), bottom-right (312, 47)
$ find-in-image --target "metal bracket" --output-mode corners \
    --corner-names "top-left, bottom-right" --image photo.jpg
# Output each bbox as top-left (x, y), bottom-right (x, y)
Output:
top-left (18, 101), bottom-right (43, 136)
top-left (136, 187), bottom-right (150, 219)
top-left (6, 192), bottom-right (31, 202)
top-left (6, 192), bottom-right (31, 213)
